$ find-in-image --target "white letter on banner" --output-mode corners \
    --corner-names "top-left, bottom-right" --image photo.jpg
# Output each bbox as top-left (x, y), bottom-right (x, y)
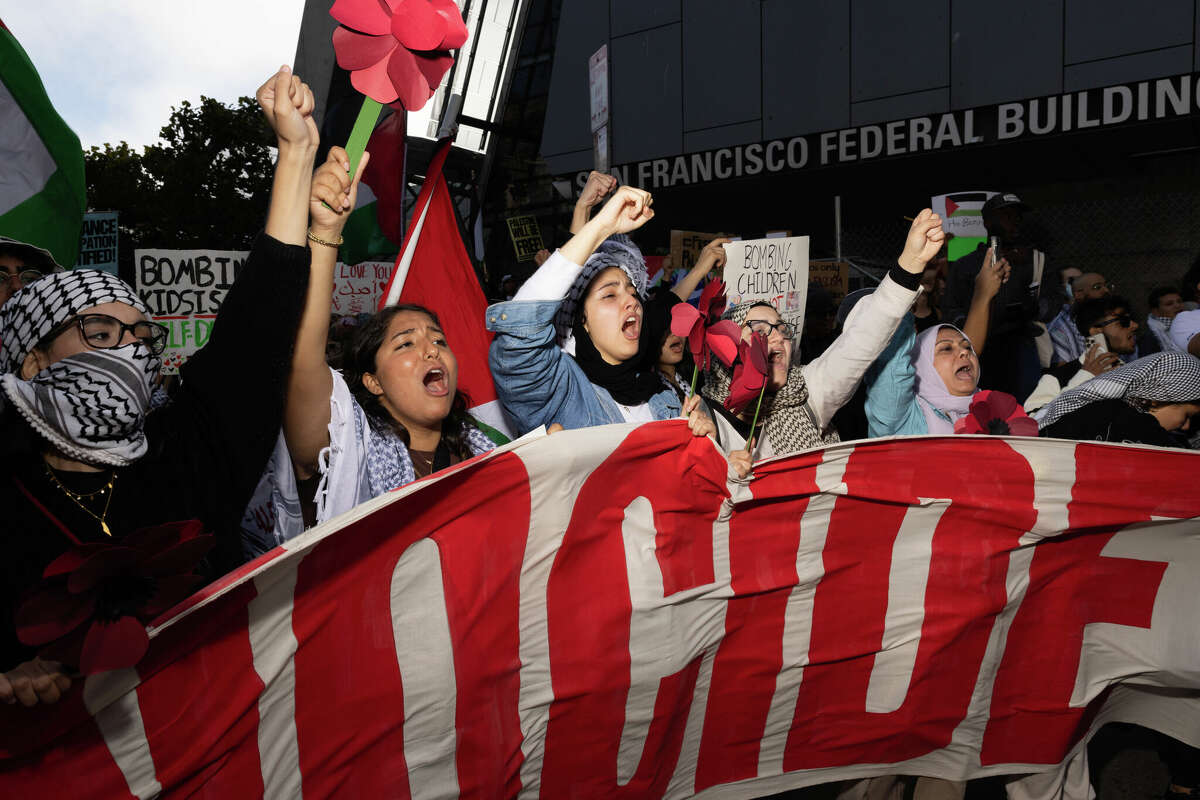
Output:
top-left (864, 498), bottom-right (951, 713)
top-left (85, 669), bottom-right (161, 800)
top-left (247, 560), bottom-right (304, 799)
top-left (617, 496), bottom-right (730, 786)
top-left (390, 539), bottom-right (460, 800)
top-left (757, 452), bottom-right (848, 776)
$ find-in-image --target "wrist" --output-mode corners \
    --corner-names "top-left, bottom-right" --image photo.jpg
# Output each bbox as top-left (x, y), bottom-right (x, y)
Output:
top-left (277, 141), bottom-right (318, 162)
top-left (897, 254), bottom-right (924, 274)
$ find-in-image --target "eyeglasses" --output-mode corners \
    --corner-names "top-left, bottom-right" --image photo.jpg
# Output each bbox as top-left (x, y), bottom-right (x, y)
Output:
top-left (747, 319), bottom-right (796, 339)
top-left (46, 313), bottom-right (169, 355)
top-left (0, 267), bottom-right (44, 286)
top-left (1095, 314), bottom-right (1133, 329)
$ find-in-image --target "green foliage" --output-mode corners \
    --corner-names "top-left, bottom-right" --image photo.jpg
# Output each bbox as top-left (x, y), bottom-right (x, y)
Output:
top-left (84, 95), bottom-right (279, 278)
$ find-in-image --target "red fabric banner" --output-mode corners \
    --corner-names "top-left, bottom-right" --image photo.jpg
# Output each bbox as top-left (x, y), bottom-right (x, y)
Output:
top-left (2, 428), bottom-right (1198, 799)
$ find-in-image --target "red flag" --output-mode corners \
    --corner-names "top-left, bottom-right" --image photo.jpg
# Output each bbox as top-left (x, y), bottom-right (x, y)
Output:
top-left (379, 138), bottom-right (511, 436)
top-left (361, 111), bottom-right (407, 245)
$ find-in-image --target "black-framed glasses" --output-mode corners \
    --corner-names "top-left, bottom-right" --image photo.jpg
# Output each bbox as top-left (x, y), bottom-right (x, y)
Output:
top-left (0, 267), bottom-right (44, 286)
top-left (47, 313), bottom-right (169, 355)
top-left (747, 319), bottom-right (796, 339)
top-left (1096, 314), bottom-right (1133, 329)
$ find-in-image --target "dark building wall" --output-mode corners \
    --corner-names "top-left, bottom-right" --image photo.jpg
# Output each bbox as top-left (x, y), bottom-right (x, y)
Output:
top-left (541, 0), bottom-right (1200, 174)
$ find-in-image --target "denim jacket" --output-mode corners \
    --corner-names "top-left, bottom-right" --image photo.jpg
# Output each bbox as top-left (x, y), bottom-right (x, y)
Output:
top-left (487, 298), bottom-right (681, 434)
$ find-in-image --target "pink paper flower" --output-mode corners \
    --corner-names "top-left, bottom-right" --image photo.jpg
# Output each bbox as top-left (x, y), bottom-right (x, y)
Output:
top-left (724, 333), bottom-right (769, 415)
top-left (670, 304), bottom-right (708, 369)
top-left (331, 0), bottom-right (468, 111)
top-left (15, 521), bottom-right (215, 675)
top-left (954, 390), bottom-right (1039, 436)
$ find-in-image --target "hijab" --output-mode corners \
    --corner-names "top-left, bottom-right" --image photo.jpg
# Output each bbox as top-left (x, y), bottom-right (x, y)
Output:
top-left (913, 324), bottom-right (977, 434)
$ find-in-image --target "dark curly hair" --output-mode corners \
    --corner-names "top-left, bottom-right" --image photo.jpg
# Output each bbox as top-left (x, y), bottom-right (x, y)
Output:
top-left (345, 303), bottom-right (477, 461)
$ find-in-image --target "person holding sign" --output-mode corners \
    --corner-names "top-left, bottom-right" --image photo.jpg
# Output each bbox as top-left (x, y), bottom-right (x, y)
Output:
top-left (0, 66), bottom-right (318, 704)
top-left (487, 187), bottom-right (717, 443)
top-left (702, 211), bottom-right (945, 458)
top-left (271, 147), bottom-right (498, 539)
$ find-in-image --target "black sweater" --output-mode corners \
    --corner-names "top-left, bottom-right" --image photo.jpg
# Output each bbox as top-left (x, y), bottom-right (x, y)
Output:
top-left (1, 234), bottom-right (310, 670)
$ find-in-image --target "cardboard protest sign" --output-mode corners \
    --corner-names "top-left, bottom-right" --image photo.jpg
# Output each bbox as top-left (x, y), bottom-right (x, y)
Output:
top-left (332, 260), bottom-right (391, 316)
top-left (670, 230), bottom-right (723, 275)
top-left (135, 248), bottom-right (247, 373)
top-left (722, 235), bottom-right (810, 332)
top-left (506, 215), bottom-right (544, 262)
top-left (75, 212), bottom-right (118, 274)
top-left (809, 260), bottom-right (849, 305)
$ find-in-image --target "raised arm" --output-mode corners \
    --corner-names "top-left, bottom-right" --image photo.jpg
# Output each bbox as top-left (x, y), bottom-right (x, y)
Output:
top-left (284, 147), bottom-right (368, 478)
top-left (259, 67), bottom-right (319, 246)
top-left (671, 237), bottom-right (730, 301)
top-left (569, 171), bottom-right (618, 234)
top-left (960, 248), bottom-right (1010, 355)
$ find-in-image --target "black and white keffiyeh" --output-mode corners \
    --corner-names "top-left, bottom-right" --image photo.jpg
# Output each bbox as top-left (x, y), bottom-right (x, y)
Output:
top-left (365, 419), bottom-right (496, 496)
top-left (553, 234), bottom-right (648, 346)
top-left (0, 268), bottom-right (149, 374)
top-left (1033, 352), bottom-right (1200, 429)
top-left (702, 302), bottom-right (836, 455)
top-left (0, 346), bottom-right (159, 466)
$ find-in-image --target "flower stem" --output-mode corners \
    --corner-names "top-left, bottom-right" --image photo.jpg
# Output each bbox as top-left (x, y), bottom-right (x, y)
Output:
top-left (747, 382), bottom-right (767, 458)
top-left (345, 97), bottom-right (383, 182)
top-left (689, 362), bottom-right (700, 398)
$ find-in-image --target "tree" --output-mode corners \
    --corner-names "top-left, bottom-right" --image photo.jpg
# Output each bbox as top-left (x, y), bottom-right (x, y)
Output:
top-left (85, 95), bottom-right (282, 281)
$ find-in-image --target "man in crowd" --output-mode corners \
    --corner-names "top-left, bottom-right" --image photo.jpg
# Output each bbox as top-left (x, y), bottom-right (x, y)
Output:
top-left (1046, 270), bottom-right (1112, 365)
top-left (944, 192), bottom-right (1042, 398)
top-left (0, 238), bottom-right (55, 308)
top-left (1025, 294), bottom-right (1139, 412)
top-left (1145, 286), bottom-right (1185, 351)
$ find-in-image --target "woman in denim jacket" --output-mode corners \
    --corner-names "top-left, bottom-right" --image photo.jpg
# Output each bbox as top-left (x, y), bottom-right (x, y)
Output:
top-left (487, 187), bottom-right (714, 439)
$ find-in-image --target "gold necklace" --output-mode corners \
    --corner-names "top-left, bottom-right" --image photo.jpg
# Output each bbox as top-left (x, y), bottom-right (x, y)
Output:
top-left (44, 463), bottom-right (117, 537)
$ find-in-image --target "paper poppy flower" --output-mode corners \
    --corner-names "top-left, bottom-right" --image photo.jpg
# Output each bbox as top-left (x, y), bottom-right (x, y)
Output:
top-left (706, 320), bottom-right (743, 368)
top-left (670, 304), bottom-right (708, 369)
top-left (954, 390), bottom-right (1039, 436)
top-left (724, 333), bottom-right (769, 415)
top-left (15, 521), bottom-right (215, 675)
top-left (331, 0), bottom-right (468, 111)
top-left (697, 279), bottom-right (727, 324)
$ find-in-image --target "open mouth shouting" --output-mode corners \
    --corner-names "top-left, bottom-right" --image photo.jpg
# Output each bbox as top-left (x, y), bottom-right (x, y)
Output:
top-left (621, 312), bottom-right (641, 341)
top-left (422, 364), bottom-right (450, 397)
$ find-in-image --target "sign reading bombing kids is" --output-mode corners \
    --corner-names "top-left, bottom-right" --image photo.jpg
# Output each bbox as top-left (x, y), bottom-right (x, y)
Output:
top-left (136, 249), bottom-right (248, 373)
top-left (722, 236), bottom-right (810, 335)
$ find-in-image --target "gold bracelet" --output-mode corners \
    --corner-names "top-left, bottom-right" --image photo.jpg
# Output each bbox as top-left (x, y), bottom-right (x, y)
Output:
top-left (307, 230), bottom-right (344, 248)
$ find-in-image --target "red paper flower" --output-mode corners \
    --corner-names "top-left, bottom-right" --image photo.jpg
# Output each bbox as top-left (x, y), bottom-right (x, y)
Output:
top-left (331, 0), bottom-right (468, 111)
top-left (953, 390), bottom-right (1039, 437)
top-left (670, 304), bottom-right (708, 369)
top-left (706, 320), bottom-right (743, 367)
top-left (15, 521), bottom-right (215, 675)
top-left (724, 333), bottom-right (769, 414)
top-left (697, 279), bottom-right (727, 324)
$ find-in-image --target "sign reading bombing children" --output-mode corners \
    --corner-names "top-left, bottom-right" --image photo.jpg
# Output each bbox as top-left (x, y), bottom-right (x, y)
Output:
top-left (722, 235), bottom-right (810, 333)
top-left (135, 249), bottom-right (248, 374)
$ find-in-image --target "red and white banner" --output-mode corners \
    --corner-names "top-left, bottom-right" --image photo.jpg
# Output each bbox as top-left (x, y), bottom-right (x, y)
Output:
top-left (3, 426), bottom-right (1199, 799)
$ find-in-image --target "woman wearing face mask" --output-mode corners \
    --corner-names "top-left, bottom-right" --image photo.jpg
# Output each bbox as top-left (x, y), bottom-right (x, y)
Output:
top-left (270, 149), bottom-right (497, 541)
top-left (1033, 352), bottom-right (1200, 447)
top-left (702, 211), bottom-right (946, 458)
top-left (0, 67), bottom-right (317, 705)
top-left (487, 187), bottom-right (714, 439)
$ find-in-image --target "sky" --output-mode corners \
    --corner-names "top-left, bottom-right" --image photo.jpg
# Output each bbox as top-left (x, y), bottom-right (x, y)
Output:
top-left (5, 2), bottom-right (307, 150)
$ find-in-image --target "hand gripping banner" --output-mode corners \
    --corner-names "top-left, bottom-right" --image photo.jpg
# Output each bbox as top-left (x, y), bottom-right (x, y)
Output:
top-left (2, 424), bottom-right (1199, 799)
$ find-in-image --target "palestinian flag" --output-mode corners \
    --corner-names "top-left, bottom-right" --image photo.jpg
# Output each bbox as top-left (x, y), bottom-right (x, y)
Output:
top-left (0, 19), bottom-right (85, 268)
top-left (339, 111), bottom-right (405, 266)
top-left (932, 190), bottom-right (994, 261)
top-left (380, 137), bottom-right (514, 441)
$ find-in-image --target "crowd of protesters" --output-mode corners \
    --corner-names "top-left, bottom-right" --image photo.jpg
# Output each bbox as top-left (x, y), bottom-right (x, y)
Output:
top-left (1, 65), bottom-right (1198, 799)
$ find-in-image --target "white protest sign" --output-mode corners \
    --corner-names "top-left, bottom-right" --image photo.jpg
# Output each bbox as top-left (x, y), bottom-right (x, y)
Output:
top-left (135, 248), bottom-right (248, 373)
top-left (332, 260), bottom-right (391, 316)
top-left (930, 191), bottom-right (995, 239)
top-left (722, 236), bottom-right (810, 333)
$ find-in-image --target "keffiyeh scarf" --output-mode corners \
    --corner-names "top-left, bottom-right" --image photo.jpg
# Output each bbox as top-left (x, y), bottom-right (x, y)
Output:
top-left (1033, 352), bottom-right (1200, 428)
top-left (702, 302), bottom-right (836, 455)
top-left (365, 419), bottom-right (496, 496)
